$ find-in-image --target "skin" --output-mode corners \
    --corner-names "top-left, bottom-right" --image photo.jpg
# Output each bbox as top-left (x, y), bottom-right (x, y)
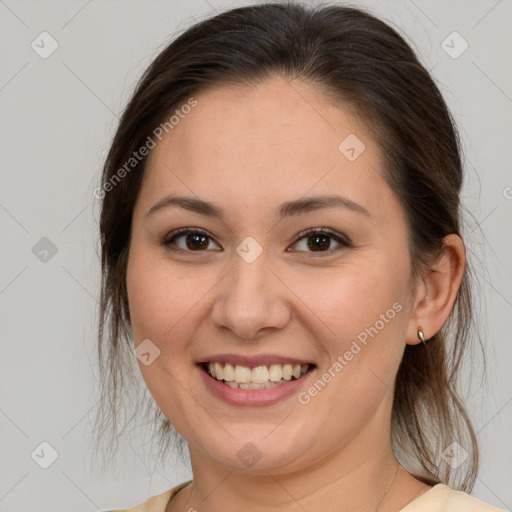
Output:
top-left (125, 75), bottom-right (465, 511)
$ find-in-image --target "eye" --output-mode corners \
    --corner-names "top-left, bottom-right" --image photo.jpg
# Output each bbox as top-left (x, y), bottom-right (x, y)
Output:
top-left (162, 227), bottom-right (351, 256)
top-left (163, 228), bottom-right (221, 253)
top-left (288, 227), bottom-right (351, 255)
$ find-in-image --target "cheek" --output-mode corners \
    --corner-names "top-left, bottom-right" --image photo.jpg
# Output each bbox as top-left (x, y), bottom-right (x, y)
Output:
top-left (125, 249), bottom-right (210, 423)
top-left (289, 260), bottom-right (409, 407)
top-left (127, 248), bottom-right (209, 345)
top-left (292, 262), bottom-right (406, 341)
top-left (292, 268), bottom-right (407, 412)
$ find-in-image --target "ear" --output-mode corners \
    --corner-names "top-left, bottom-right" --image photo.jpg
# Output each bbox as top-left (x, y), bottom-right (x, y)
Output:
top-left (406, 234), bottom-right (466, 345)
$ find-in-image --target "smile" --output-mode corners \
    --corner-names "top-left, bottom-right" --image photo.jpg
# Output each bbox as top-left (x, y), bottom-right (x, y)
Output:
top-left (204, 362), bottom-right (311, 389)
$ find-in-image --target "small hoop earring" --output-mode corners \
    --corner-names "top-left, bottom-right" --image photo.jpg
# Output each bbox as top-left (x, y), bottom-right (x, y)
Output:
top-left (417, 326), bottom-right (426, 345)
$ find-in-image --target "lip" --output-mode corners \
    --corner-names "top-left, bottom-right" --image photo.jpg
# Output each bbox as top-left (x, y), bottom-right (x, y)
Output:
top-left (198, 353), bottom-right (314, 368)
top-left (197, 362), bottom-right (316, 407)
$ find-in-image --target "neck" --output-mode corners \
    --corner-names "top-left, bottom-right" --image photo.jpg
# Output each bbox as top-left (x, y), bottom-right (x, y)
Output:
top-left (177, 417), bottom-right (407, 512)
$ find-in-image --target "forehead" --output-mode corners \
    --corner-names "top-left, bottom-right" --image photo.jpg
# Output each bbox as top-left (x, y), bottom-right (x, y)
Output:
top-left (140, 76), bottom-right (397, 222)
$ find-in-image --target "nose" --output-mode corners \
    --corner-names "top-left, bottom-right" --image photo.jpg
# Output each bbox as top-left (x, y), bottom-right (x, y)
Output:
top-left (211, 251), bottom-right (291, 341)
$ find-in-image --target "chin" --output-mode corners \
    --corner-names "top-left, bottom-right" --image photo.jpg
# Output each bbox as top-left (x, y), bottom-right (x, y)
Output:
top-left (190, 422), bottom-right (317, 474)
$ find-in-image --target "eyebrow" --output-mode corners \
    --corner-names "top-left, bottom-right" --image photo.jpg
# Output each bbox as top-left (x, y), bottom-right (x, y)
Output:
top-left (145, 194), bottom-right (370, 220)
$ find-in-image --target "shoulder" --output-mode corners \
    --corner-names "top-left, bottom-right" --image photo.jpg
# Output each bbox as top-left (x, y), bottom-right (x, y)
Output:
top-left (105, 480), bottom-right (192, 512)
top-left (400, 483), bottom-right (507, 512)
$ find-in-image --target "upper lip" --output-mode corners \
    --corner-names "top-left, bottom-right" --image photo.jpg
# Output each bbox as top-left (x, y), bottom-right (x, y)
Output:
top-left (197, 353), bottom-right (315, 368)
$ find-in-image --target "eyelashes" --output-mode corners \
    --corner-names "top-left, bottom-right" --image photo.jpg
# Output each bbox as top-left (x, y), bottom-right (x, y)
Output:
top-left (162, 227), bottom-right (352, 256)
top-left (163, 228), bottom-right (220, 253)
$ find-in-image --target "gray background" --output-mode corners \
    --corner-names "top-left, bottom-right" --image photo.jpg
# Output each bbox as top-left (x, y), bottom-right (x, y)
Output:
top-left (0, 0), bottom-right (511, 510)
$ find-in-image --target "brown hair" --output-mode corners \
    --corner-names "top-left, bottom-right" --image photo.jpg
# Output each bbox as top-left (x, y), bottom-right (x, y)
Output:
top-left (93, 1), bottom-right (485, 490)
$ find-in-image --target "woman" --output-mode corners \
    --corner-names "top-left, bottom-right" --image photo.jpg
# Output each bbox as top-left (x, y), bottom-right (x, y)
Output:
top-left (96, 2), bottom-right (504, 511)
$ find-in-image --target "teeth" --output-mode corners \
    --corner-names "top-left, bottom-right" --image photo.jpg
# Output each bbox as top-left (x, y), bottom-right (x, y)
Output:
top-left (206, 362), bottom-right (310, 386)
top-left (239, 383), bottom-right (265, 389)
top-left (282, 364), bottom-right (293, 380)
top-left (268, 364), bottom-right (282, 382)
top-left (251, 365), bottom-right (269, 384)
top-left (223, 363), bottom-right (235, 382)
top-left (234, 365), bottom-right (251, 383)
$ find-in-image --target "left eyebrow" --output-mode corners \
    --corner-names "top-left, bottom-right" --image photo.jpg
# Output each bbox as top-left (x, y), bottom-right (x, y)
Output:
top-left (278, 195), bottom-right (370, 218)
top-left (145, 194), bottom-right (371, 220)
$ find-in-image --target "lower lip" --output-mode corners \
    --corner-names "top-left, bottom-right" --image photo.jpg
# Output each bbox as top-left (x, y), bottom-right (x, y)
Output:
top-left (198, 365), bottom-right (314, 407)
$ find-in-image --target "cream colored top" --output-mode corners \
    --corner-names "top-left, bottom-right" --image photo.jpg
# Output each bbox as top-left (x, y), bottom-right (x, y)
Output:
top-left (107, 481), bottom-right (506, 511)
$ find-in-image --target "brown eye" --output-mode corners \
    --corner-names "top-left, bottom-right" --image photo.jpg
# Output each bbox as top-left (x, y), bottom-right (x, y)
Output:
top-left (306, 234), bottom-right (332, 251)
top-left (290, 228), bottom-right (351, 255)
top-left (185, 233), bottom-right (209, 250)
top-left (163, 228), bottom-right (221, 253)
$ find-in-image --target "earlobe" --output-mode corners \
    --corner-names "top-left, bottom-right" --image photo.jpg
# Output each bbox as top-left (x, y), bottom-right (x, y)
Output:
top-left (406, 234), bottom-right (466, 345)
top-left (416, 326), bottom-right (426, 345)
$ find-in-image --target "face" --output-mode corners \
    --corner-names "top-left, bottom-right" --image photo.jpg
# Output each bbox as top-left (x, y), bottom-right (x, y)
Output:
top-left (126, 76), bottom-right (418, 474)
